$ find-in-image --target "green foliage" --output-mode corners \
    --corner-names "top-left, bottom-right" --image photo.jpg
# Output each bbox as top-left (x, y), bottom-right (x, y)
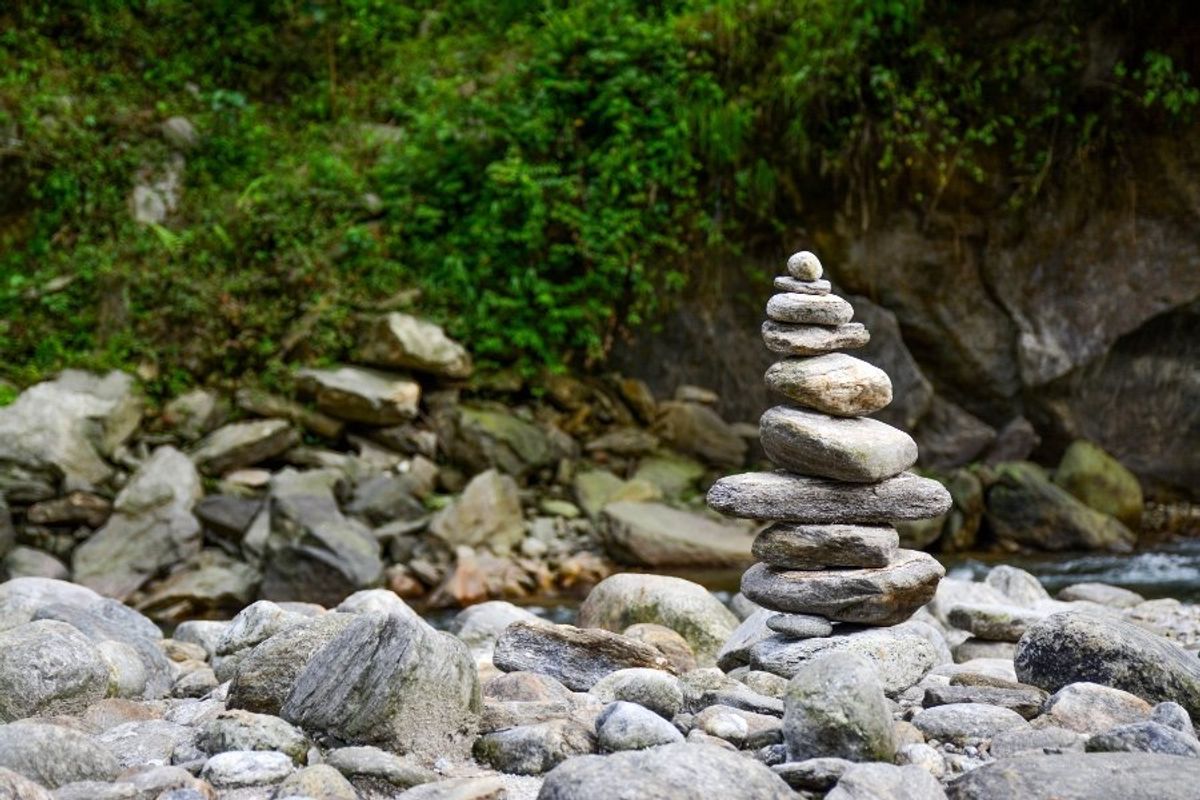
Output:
top-left (0, 0), bottom-right (1195, 391)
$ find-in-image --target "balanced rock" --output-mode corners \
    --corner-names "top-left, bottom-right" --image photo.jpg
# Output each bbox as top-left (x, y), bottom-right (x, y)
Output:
top-left (765, 354), bottom-right (892, 417)
top-left (787, 251), bottom-right (823, 281)
top-left (708, 471), bottom-right (952, 523)
top-left (766, 613), bottom-right (835, 638)
top-left (741, 550), bottom-right (944, 625)
top-left (759, 406), bottom-right (917, 482)
top-left (766, 293), bottom-right (854, 326)
top-left (774, 276), bottom-right (832, 294)
top-left (753, 524), bottom-right (898, 569)
top-left (762, 321), bottom-right (870, 356)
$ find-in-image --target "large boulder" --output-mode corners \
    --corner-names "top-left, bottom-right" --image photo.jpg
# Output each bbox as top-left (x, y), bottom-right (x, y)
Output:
top-left (72, 446), bottom-right (203, 600)
top-left (783, 652), bottom-right (895, 762)
top-left (537, 742), bottom-right (794, 799)
top-left (354, 312), bottom-right (473, 379)
top-left (260, 469), bottom-right (384, 607)
top-left (1015, 612), bottom-right (1200, 720)
top-left (295, 366), bottom-right (421, 425)
top-left (986, 462), bottom-right (1136, 552)
top-left (280, 612), bottom-right (480, 759)
top-left (577, 573), bottom-right (739, 666)
top-left (599, 502), bottom-right (755, 569)
top-left (0, 722), bottom-right (120, 788)
top-left (430, 469), bottom-right (525, 553)
top-left (0, 620), bottom-right (110, 721)
top-left (946, 752), bottom-right (1200, 800)
top-left (1054, 440), bottom-right (1144, 528)
top-left (0, 370), bottom-right (141, 490)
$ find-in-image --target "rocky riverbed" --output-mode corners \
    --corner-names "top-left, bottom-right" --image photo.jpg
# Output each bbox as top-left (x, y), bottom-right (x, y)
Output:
top-left (3, 566), bottom-right (1200, 799)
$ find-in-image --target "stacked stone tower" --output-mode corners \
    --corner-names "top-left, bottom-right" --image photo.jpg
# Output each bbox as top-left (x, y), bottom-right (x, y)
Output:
top-left (708, 251), bottom-right (951, 660)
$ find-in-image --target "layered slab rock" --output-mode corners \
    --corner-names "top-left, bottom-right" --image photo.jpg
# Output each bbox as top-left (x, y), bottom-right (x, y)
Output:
top-left (295, 366), bottom-right (420, 425)
top-left (766, 293), bottom-right (854, 326)
top-left (759, 406), bottom-right (917, 482)
top-left (765, 355), bottom-right (892, 417)
top-left (493, 621), bottom-right (675, 691)
top-left (753, 524), bottom-right (898, 569)
top-left (708, 471), bottom-right (952, 523)
top-left (762, 321), bottom-right (869, 356)
top-left (774, 276), bottom-right (831, 294)
top-left (741, 550), bottom-right (945, 624)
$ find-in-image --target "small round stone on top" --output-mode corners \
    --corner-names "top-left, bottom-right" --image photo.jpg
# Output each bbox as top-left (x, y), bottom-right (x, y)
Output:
top-left (787, 251), bottom-right (823, 281)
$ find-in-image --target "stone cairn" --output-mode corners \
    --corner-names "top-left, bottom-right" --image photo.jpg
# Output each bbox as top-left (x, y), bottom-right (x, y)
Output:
top-left (708, 250), bottom-right (952, 664)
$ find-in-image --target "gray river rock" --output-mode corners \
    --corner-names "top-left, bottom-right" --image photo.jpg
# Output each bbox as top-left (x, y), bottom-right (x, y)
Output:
top-left (741, 550), bottom-right (945, 624)
top-left (762, 321), bottom-right (870, 356)
top-left (753, 523), bottom-right (898, 569)
top-left (759, 406), bottom-right (918, 482)
top-left (766, 293), bottom-right (855, 326)
top-left (708, 470), bottom-right (952, 523)
top-left (765, 354), bottom-right (893, 417)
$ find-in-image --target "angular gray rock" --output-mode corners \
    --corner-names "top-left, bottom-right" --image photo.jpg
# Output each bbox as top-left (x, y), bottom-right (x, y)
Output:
top-left (708, 471), bottom-right (952, 523)
top-left (537, 742), bottom-right (794, 799)
top-left (1057, 582), bottom-right (1145, 608)
top-left (588, 669), bottom-right (684, 719)
top-left (0, 620), bottom-right (109, 721)
top-left (197, 709), bottom-right (310, 762)
top-left (923, 683), bottom-right (1047, 719)
top-left (280, 612), bottom-right (481, 759)
top-left (260, 469), bottom-right (384, 607)
top-left (0, 722), bottom-right (119, 789)
top-left (324, 745), bottom-right (437, 794)
top-left (1040, 682), bottom-right (1152, 734)
top-left (599, 501), bottom-right (755, 570)
top-left (595, 701), bottom-right (683, 751)
top-left (911, 703), bottom-right (1030, 744)
top-left (947, 603), bottom-right (1045, 642)
top-left (716, 608), bottom-right (777, 671)
top-left (766, 293), bottom-right (854, 325)
top-left (753, 524), bottom-right (898, 570)
top-left (354, 312), bottom-right (473, 378)
top-left (0, 767), bottom-right (52, 800)
top-left (765, 354), bottom-right (892, 417)
top-left (429, 469), bottom-right (524, 552)
top-left (473, 719), bottom-right (595, 775)
top-left (190, 419), bottom-right (299, 476)
top-left (750, 627), bottom-right (938, 696)
top-left (1014, 611), bottom-right (1200, 719)
top-left (450, 600), bottom-right (541, 659)
top-left (759, 406), bottom-right (918, 482)
top-left (653, 401), bottom-right (747, 467)
top-left (762, 321), bottom-right (870, 356)
top-left (295, 365), bottom-right (420, 424)
top-left (741, 550), bottom-right (945, 625)
top-left (494, 621), bottom-right (675, 691)
top-left (577, 573), bottom-right (738, 667)
top-left (228, 612), bottom-right (357, 715)
top-left (945, 752), bottom-right (1200, 800)
top-left (783, 652), bottom-right (894, 762)
top-left (72, 446), bottom-right (202, 600)
top-left (276, 764), bottom-right (358, 800)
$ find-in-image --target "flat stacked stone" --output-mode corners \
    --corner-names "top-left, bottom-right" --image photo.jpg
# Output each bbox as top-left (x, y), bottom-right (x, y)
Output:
top-left (708, 250), bottom-right (950, 654)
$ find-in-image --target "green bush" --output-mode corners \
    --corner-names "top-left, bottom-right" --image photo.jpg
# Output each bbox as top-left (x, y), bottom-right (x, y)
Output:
top-left (0, 0), bottom-right (1195, 393)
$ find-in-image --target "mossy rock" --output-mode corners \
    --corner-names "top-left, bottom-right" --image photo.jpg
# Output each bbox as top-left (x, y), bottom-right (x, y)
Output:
top-left (1054, 440), bottom-right (1143, 528)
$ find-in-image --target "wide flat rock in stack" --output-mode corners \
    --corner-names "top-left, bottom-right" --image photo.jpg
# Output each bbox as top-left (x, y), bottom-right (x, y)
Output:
top-left (765, 354), bottom-right (892, 417)
top-left (774, 276), bottom-right (832, 295)
top-left (741, 549), bottom-right (944, 625)
top-left (762, 321), bottom-right (870, 356)
top-left (753, 524), bottom-right (898, 569)
top-left (759, 406), bottom-right (917, 482)
top-left (766, 294), bottom-right (854, 326)
top-left (708, 471), bottom-right (952, 523)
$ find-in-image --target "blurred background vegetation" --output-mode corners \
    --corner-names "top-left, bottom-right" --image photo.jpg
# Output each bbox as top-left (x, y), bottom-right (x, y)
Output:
top-left (1, 0), bottom-right (1196, 399)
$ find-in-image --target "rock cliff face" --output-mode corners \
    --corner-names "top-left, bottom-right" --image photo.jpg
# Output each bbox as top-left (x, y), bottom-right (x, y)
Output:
top-left (612, 134), bottom-right (1200, 498)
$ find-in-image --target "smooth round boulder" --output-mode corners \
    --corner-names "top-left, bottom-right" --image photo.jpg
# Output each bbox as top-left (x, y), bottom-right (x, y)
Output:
top-left (577, 573), bottom-right (738, 666)
top-left (784, 652), bottom-right (894, 762)
top-left (0, 620), bottom-right (110, 722)
top-left (760, 406), bottom-right (917, 483)
top-left (0, 722), bottom-right (120, 789)
top-left (765, 354), bottom-right (892, 417)
top-left (1015, 612), bottom-right (1200, 720)
top-left (741, 550), bottom-right (944, 625)
top-left (538, 742), bottom-right (794, 799)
